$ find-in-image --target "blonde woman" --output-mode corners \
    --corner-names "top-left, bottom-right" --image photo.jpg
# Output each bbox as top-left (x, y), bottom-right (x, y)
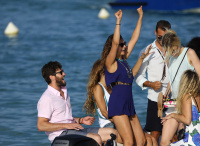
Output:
top-left (160, 30), bottom-right (200, 146)
top-left (161, 70), bottom-right (200, 145)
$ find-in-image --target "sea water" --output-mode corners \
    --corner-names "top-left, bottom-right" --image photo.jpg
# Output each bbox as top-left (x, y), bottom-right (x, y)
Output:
top-left (0, 0), bottom-right (200, 145)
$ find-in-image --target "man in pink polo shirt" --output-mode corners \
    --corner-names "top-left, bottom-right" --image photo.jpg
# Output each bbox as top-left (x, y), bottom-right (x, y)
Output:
top-left (37, 61), bottom-right (117, 145)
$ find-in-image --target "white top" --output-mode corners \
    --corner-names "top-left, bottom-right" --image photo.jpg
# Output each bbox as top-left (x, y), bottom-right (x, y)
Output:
top-left (95, 82), bottom-right (111, 127)
top-left (166, 47), bottom-right (194, 115)
top-left (169, 47), bottom-right (194, 99)
top-left (135, 40), bottom-right (169, 102)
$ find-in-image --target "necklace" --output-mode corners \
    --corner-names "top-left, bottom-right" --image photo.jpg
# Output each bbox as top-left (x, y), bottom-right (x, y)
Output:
top-left (117, 59), bottom-right (132, 78)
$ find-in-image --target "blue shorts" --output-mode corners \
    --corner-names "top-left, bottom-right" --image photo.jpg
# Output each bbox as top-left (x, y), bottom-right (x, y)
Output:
top-left (103, 122), bottom-right (116, 129)
top-left (60, 127), bottom-right (100, 137)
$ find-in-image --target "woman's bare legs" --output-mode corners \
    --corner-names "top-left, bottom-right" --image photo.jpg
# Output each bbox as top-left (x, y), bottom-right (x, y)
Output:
top-left (113, 115), bottom-right (135, 146)
top-left (116, 133), bottom-right (123, 144)
top-left (160, 118), bottom-right (179, 146)
top-left (144, 133), bottom-right (158, 146)
top-left (145, 133), bottom-right (153, 146)
top-left (150, 131), bottom-right (161, 145)
top-left (129, 114), bottom-right (146, 146)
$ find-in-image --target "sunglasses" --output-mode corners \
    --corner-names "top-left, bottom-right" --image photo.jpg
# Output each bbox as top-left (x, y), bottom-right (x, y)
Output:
top-left (53, 70), bottom-right (64, 75)
top-left (157, 36), bottom-right (163, 41)
top-left (119, 41), bottom-right (126, 47)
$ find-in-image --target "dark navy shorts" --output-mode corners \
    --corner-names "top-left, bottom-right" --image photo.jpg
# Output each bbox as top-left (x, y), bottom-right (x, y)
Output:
top-left (60, 127), bottom-right (100, 137)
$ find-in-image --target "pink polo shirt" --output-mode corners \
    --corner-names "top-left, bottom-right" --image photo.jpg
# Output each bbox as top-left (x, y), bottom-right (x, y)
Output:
top-left (37, 85), bottom-right (76, 142)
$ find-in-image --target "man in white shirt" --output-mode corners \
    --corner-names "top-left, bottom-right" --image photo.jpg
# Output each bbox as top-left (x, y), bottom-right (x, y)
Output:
top-left (135, 20), bottom-right (171, 143)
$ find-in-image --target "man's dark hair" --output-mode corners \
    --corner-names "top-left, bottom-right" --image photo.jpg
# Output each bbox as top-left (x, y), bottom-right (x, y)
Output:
top-left (156, 20), bottom-right (171, 32)
top-left (41, 61), bottom-right (62, 84)
top-left (187, 37), bottom-right (200, 59)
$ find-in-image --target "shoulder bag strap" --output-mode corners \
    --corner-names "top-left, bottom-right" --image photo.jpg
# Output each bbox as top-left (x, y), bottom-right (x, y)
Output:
top-left (191, 95), bottom-right (200, 113)
top-left (171, 49), bottom-right (188, 85)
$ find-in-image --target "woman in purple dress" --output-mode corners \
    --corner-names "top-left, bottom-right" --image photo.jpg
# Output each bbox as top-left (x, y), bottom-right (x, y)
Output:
top-left (104, 7), bottom-right (147, 146)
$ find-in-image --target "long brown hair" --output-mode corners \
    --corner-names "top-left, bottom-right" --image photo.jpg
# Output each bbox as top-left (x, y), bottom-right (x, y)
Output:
top-left (83, 60), bottom-right (104, 114)
top-left (176, 70), bottom-right (200, 114)
top-left (83, 34), bottom-right (121, 114)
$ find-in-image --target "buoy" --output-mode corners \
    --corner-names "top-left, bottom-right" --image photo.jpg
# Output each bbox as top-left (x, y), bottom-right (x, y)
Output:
top-left (98, 8), bottom-right (109, 19)
top-left (4, 22), bottom-right (19, 36)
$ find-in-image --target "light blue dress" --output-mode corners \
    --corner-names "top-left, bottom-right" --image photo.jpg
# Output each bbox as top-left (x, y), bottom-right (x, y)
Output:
top-left (167, 47), bottom-right (194, 114)
top-left (169, 47), bottom-right (194, 100)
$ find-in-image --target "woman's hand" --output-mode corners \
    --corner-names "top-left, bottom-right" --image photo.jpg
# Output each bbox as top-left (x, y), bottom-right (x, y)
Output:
top-left (137, 6), bottom-right (143, 18)
top-left (140, 45), bottom-right (152, 59)
top-left (161, 113), bottom-right (175, 125)
top-left (81, 116), bottom-right (95, 125)
top-left (115, 9), bottom-right (122, 21)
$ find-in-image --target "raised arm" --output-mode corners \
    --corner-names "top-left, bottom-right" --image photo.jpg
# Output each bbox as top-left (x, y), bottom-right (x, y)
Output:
top-left (126, 6), bottom-right (143, 59)
top-left (132, 45), bottom-right (152, 77)
top-left (105, 10), bottom-right (122, 71)
top-left (187, 48), bottom-right (200, 79)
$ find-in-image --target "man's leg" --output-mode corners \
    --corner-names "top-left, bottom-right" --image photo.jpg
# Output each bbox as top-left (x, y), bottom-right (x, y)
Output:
top-left (86, 133), bottom-right (102, 146)
top-left (145, 99), bottom-right (162, 144)
top-left (103, 122), bottom-right (123, 144)
top-left (151, 131), bottom-right (161, 144)
top-left (59, 129), bottom-right (102, 146)
top-left (98, 127), bottom-right (118, 143)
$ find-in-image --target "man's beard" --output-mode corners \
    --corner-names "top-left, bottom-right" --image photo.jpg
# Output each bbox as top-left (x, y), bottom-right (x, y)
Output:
top-left (56, 78), bottom-right (66, 87)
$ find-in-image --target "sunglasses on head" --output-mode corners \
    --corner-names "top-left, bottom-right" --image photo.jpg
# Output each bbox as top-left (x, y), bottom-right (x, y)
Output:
top-left (53, 70), bottom-right (64, 75)
top-left (119, 41), bottom-right (126, 47)
top-left (157, 36), bottom-right (163, 41)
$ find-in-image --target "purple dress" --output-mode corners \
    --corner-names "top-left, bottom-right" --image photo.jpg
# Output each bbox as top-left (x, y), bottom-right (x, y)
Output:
top-left (105, 59), bottom-right (136, 118)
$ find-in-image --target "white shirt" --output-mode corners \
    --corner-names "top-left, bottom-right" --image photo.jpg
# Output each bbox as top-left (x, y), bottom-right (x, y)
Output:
top-left (135, 40), bottom-right (169, 102)
top-left (37, 85), bottom-right (75, 142)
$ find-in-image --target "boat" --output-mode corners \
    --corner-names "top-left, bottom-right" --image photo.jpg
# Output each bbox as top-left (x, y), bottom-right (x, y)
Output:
top-left (51, 133), bottom-right (117, 146)
top-left (109, 0), bottom-right (200, 12)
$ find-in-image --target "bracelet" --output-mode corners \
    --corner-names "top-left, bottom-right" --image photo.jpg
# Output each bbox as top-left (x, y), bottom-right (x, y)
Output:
top-left (116, 24), bottom-right (120, 25)
top-left (149, 81), bottom-right (151, 88)
top-left (78, 118), bottom-right (82, 124)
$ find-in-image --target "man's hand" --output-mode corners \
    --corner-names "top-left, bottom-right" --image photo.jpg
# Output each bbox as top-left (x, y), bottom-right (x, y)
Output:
top-left (151, 81), bottom-right (162, 90)
top-left (65, 123), bottom-right (84, 131)
top-left (81, 116), bottom-right (95, 125)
